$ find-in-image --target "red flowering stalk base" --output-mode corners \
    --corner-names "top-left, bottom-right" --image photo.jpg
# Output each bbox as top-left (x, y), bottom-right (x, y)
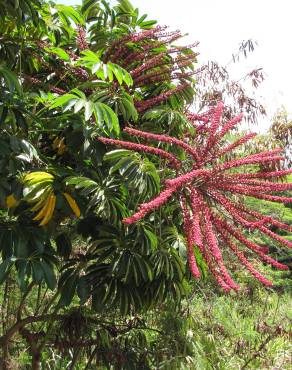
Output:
top-left (98, 102), bottom-right (291, 291)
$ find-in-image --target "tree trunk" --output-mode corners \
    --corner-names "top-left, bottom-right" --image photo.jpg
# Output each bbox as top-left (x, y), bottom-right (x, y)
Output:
top-left (0, 343), bottom-right (12, 370)
top-left (32, 351), bottom-right (41, 370)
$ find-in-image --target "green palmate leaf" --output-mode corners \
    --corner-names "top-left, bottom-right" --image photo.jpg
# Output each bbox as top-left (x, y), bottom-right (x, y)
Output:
top-left (116, 0), bottom-right (134, 13)
top-left (65, 176), bottom-right (97, 187)
top-left (107, 62), bottom-right (133, 86)
top-left (137, 13), bottom-right (147, 24)
top-left (49, 89), bottom-right (120, 134)
top-left (92, 62), bottom-right (102, 74)
top-left (16, 260), bottom-right (27, 290)
top-left (31, 260), bottom-right (44, 283)
top-left (79, 50), bottom-right (100, 65)
top-left (105, 150), bottom-right (160, 196)
top-left (0, 65), bottom-right (22, 94)
top-left (85, 100), bottom-right (94, 120)
top-left (78, 52), bottom-right (132, 86)
top-left (143, 228), bottom-right (158, 250)
top-left (56, 4), bottom-right (85, 25)
top-left (142, 106), bottom-right (195, 136)
top-left (139, 19), bottom-right (157, 29)
top-left (93, 102), bottom-right (120, 134)
top-left (45, 47), bottom-right (71, 62)
top-left (81, 0), bottom-right (99, 14)
top-left (71, 88), bottom-right (86, 99)
top-left (73, 98), bottom-right (85, 113)
top-left (0, 106), bottom-right (8, 126)
top-left (42, 261), bottom-right (57, 290)
top-left (65, 177), bottom-right (99, 202)
top-left (121, 97), bottom-right (138, 120)
top-left (77, 276), bottom-right (89, 304)
top-left (101, 0), bottom-right (112, 14)
top-left (103, 149), bottom-right (132, 161)
top-left (102, 63), bottom-right (110, 80)
top-left (0, 259), bottom-right (11, 284)
top-left (23, 182), bottom-right (52, 203)
top-left (55, 233), bottom-right (72, 258)
top-left (59, 273), bottom-right (78, 306)
top-left (193, 246), bottom-right (208, 278)
top-left (113, 91), bottom-right (138, 122)
top-left (50, 94), bottom-right (77, 109)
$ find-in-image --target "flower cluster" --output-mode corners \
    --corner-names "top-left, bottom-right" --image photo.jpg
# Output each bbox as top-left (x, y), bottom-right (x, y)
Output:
top-left (34, 25), bottom-right (198, 115)
top-left (76, 25), bottom-right (88, 51)
top-left (99, 102), bottom-right (292, 291)
top-left (34, 43), bottom-right (89, 84)
top-left (98, 137), bottom-right (181, 169)
top-left (134, 83), bottom-right (191, 113)
top-left (102, 25), bottom-right (198, 93)
top-left (186, 107), bottom-right (215, 131)
top-left (24, 76), bottom-right (67, 95)
top-left (103, 25), bottom-right (167, 62)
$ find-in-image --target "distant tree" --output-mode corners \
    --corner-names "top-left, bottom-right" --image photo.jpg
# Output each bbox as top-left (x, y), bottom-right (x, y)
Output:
top-left (269, 107), bottom-right (292, 168)
top-left (194, 39), bottom-right (266, 125)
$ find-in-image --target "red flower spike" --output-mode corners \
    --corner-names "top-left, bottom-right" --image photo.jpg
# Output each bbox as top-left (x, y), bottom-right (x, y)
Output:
top-left (205, 101), bottom-right (224, 152)
top-left (217, 112), bottom-right (244, 142)
top-left (123, 187), bottom-right (177, 224)
top-left (257, 226), bottom-right (292, 248)
top-left (98, 137), bottom-right (181, 169)
top-left (98, 102), bottom-right (290, 291)
top-left (230, 168), bottom-right (292, 180)
top-left (131, 52), bottom-right (166, 77)
top-left (124, 127), bottom-right (199, 161)
top-left (181, 196), bottom-right (201, 278)
top-left (189, 193), bottom-right (237, 290)
top-left (103, 25), bottom-right (167, 62)
top-left (214, 155), bottom-right (284, 173)
top-left (212, 215), bottom-right (288, 271)
top-left (135, 83), bottom-right (190, 113)
top-left (222, 177), bottom-right (292, 192)
top-left (209, 190), bottom-right (267, 229)
top-left (213, 182), bottom-right (292, 203)
top-left (232, 201), bottom-right (292, 233)
top-left (214, 223), bottom-right (273, 286)
top-left (214, 132), bottom-right (257, 160)
top-left (164, 169), bottom-right (210, 188)
top-left (193, 190), bottom-right (239, 290)
top-left (187, 113), bottom-right (210, 124)
top-left (76, 25), bottom-right (88, 51)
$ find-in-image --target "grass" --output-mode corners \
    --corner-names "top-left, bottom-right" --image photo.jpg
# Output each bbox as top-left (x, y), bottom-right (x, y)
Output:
top-left (155, 283), bottom-right (291, 370)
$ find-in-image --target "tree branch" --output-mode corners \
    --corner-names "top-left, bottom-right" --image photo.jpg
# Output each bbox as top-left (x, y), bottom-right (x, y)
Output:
top-left (0, 314), bottom-right (63, 347)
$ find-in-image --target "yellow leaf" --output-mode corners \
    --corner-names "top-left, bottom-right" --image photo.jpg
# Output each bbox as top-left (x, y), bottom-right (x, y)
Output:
top-left (33, 192), bottom-right (52, 221)
top-left (40, 193), bottom-right (56, 226)
top-left (6, 194), bottom-right (18, 208)
top-left (63, 192), bottom-right (81, 217)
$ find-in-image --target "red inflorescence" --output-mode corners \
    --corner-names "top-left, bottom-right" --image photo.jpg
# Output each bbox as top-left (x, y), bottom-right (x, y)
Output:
top-left (99, 102), bottom-right (291, 292)
top-left (101, 25), bottom-right (198, 94)
top-left (98, 137), bottom-right (181, 169)
top-left (134, 83), bottom-right (191, 113)
top-left (76, 25), bottom-right (88, 51)
top-left (103, 25), bottom-right (167, 62)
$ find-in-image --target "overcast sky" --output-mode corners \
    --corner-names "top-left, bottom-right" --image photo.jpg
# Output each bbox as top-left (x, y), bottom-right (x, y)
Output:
top-left (58, 0), bottom-right (292, 129)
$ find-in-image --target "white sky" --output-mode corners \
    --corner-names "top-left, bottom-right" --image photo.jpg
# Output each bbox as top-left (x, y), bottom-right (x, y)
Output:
top-left (58, 0), bottom-right (292, 130)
